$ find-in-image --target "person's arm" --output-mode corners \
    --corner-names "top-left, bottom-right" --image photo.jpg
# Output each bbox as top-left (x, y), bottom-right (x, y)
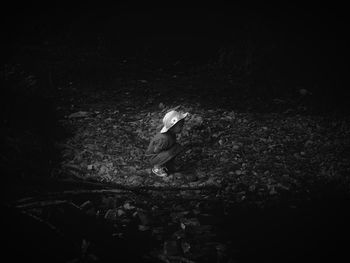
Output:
top-left (153, 137), bottom-right (169, 153)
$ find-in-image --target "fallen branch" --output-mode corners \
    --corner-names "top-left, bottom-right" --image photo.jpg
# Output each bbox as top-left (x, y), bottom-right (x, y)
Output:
top-left (167, 256), bottom-right (196, 263)
top-left (37, 176), bottom-right (221, 192)
top-left (14, 189), bottom-right (132, 206)
top-left (158, 254), bottom-right (196, 263)
top-left (17, 200), bottom-right (69, 209)
top-left (12, 176), bottom-right (221, 207)
top-left (15, 187), bottom-right (219, 207)
top-left (58, 176), bottom-right (221, 191)
top-left (21, 209), bottom-right (66, 238)
top-left (122, 184), bottom-right (220, 191)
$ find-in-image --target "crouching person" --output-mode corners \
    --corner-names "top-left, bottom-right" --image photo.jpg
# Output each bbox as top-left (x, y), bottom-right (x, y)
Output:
top-left (145, 110), bottom-right (189, 177)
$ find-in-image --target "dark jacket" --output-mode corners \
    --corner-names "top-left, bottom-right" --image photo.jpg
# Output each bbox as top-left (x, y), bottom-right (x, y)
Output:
top-left (145, 132), bottom-right (183, 166)
top-left (146, 132), bottom-right (176, 155)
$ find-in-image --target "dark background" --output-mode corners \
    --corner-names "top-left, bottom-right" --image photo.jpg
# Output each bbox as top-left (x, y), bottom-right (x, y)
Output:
top-left (1, 2), bottom-right (348, 96)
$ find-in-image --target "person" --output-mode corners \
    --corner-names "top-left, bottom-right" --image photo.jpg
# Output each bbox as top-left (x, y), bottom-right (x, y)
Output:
top-left (145, 110), bottom-right (189, 177)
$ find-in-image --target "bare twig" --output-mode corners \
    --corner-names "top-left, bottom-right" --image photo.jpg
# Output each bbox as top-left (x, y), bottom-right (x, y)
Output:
top-left (21, 209), bottom-right (65, 237)
top-left (47, 177), bottom-right (221, 191)
top-left (17, 200), bottom-right (68, 209)
top-left (157, 255), bottom-right (171, 263)
top-left (158, 254), bottom-right (196, 263)
top-left (167, 256), bottom-right (196, 263)
top-left (14, 188), bottom-right (218, 208)
top-left (14, 189), bottom-right (131, 206)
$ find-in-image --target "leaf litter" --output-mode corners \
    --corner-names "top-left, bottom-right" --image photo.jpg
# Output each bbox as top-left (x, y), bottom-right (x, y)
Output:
top-left (50, 86), bottom-right (350, 262)
top-left (7, 64), bottom-right (349, 262)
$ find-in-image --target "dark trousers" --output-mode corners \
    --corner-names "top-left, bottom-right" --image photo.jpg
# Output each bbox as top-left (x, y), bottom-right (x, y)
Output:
top-left (147, 143), bottom-right (183, 167)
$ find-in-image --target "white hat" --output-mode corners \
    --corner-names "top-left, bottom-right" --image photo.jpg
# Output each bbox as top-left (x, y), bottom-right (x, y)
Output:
top-left (160, 110), bottom-right (189, 133)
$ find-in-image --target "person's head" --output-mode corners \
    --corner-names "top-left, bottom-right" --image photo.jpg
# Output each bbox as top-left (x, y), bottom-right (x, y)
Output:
top-left (160, 110), bottom-right (188, 134)
top-left (169, 118), bottom-right (184, 134)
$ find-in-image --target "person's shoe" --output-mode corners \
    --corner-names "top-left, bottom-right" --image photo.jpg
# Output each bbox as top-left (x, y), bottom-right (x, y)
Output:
top-left (152, 166), bottom-right (168, 177)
